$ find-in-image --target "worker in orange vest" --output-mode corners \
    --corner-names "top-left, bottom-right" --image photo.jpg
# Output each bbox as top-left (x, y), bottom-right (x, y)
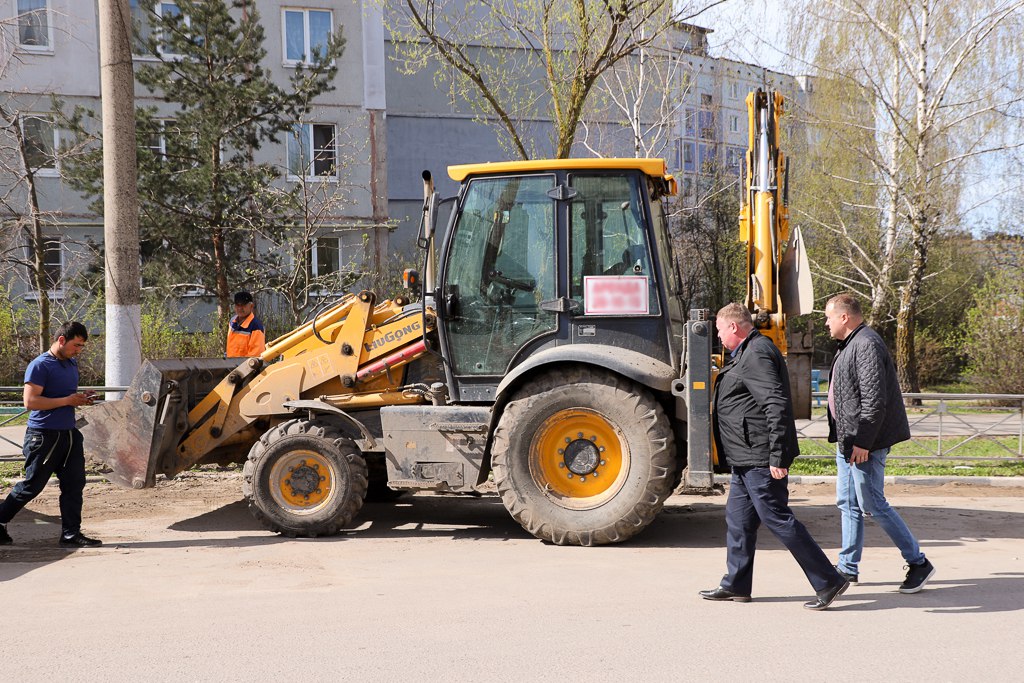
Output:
top-left (227, 291), bottom-right (266, 358)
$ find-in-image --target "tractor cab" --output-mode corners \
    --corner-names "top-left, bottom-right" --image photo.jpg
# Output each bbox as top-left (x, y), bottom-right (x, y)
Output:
top-left (430, 159), bottom-right (684, 404)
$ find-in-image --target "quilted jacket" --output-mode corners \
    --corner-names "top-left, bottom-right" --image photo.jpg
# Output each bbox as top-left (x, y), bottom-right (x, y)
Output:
top-left (827, 323), bottom-right (910, 457)
top-left (712, 329), bottom-right (799, 469)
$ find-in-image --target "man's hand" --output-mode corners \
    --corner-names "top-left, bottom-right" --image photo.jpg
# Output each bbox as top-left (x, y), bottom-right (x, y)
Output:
top-left (850, 445), bottom-right (870, 464)
top-left (770, 466), bottom-right (788, 479)
top-left (66, 392), bottom-right (93, 407)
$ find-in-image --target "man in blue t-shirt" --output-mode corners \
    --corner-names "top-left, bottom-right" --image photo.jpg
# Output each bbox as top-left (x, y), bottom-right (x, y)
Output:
top-left (0, 321), bottom-right (102, 548)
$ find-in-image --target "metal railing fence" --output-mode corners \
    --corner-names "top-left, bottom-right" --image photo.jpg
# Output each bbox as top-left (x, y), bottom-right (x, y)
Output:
top-left (3, 389), bottom-right (1022, 462)
top-left (799, 392), bottom-right (1024, 460)
top-left (0, 386), bottom-right (128, 454)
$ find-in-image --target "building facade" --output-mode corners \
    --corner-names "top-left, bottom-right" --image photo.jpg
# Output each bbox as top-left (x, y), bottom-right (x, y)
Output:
top-left (0, 0), bottom-right (813, 327)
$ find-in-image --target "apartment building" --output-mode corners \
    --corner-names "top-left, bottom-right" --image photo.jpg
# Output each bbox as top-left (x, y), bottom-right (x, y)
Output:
top-left (0, 0), bottom-right (388, 314)
top-left (0, 1), bottom-right (814, 317)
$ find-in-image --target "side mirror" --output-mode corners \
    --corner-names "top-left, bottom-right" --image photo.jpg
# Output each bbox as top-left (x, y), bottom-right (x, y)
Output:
top-left (418, 170), bottom-right (438, 248)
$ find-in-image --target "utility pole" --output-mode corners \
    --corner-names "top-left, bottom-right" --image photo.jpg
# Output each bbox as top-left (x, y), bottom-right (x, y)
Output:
top-left (97, 0), bottom-right (141, 398)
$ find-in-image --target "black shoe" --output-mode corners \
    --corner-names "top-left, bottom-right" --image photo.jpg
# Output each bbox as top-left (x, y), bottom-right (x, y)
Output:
top-left (699, 586), bottom-right (752, 602)
top-left (58, 533), bottom-right (102, 548)
top-left (899, 559), bottom-right (935, 594)
top-left (835, 565), bottom-right (858, 583)
top-left (804, 579), bottom-right (850, 611)
top-left (0, 524), bottom-right (11, 546)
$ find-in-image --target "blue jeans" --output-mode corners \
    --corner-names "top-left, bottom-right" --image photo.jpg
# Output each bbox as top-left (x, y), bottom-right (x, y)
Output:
top-left (836, 447), bottom-right (926, 574)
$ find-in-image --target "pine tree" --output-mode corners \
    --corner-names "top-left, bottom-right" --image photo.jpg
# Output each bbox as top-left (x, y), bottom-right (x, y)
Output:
top-left (65, 0), bottom-right (345, 319)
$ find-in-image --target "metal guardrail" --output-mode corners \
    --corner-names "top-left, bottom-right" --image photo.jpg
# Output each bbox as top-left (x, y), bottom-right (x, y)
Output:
top-left (0, 386), bottom-right (128, 453)
top-left (3, 389), bottom-right (1022, 463)
top-left (799, 392), bottom-right (1024, 460)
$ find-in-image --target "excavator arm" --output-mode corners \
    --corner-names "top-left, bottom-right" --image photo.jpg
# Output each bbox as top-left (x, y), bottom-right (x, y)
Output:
top-left (739, 89), bottom-right (813, 353)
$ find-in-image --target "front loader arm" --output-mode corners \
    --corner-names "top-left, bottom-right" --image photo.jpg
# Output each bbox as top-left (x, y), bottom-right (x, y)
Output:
top-left (84, 291), bottom-right (435, 488)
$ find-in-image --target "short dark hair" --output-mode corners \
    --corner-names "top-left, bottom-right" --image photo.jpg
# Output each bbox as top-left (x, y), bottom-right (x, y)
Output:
top-left (233, 291), bottom-right (254, 305)
top-left (716, 302), bottom-right (753, 328)
top-left (827, 293), bottom-right (862, 317)
top-left (55, 321), bottom-right (88, 342)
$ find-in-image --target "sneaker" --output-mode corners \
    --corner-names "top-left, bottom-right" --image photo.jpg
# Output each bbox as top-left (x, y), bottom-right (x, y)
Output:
top-left (899, 559), bottom-right (935, 594)
top-left (58, 533), bottom-right (103, 548)
top-left (0, 524), bottom-right (11, 545)
top-left (835, 565), bottom-right (858, 583)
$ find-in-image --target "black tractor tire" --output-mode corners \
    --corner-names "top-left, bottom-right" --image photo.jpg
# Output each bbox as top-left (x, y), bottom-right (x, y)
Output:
top-left (243, 418), bottom-right (368, 537)
top-left (491, 367), bottom-right (677, 546)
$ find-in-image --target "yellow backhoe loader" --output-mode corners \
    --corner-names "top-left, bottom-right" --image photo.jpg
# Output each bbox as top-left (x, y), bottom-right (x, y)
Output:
top-left (80, 89), bottom-right (810, 546)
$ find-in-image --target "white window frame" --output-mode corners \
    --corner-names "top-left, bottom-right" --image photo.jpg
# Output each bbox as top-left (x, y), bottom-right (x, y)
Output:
top-left (310, 236), bottom-right (342, 275)
top-left (281, 8), bottom-right (334, 67)
top-left (142, 118), bottom-right (193, 164)
top-left (15, 0), bottom-right (53, 52)
top-left (21, 114), bottom-right (59, 177)
top-left (307, 235), bottom-right (345, 296)
top-left (130, 1), bottom-right (187, 58)
top-left (287, 122), bottom-right (337, 182)
top-left (729, 115), bottom-right (739, 133)
top-left (143, 118), bottom-right (171, 160)
top-left (24, 235), bottom-right (64, 300)
top-left (728, 81), bottom-right (739, 100)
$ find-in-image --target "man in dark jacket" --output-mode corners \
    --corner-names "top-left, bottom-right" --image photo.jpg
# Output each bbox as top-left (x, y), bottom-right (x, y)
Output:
top-left (700, 303), bottom-right (848, 610)
top-left (825, 293), bottom-right (935, 593)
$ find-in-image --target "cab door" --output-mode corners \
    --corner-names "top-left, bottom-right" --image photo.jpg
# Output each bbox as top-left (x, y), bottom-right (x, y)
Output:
top-left (437, 174), bottom-right (558, 401)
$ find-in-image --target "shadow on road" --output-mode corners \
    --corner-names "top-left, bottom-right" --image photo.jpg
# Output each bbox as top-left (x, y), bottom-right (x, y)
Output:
top-left (0, 509), bottom-right (81, 580)
top-left (749, 573), bottom-right (1024, 613)
top-left (146, 494), bottom-right (1024, 553)
top-left (6, 492), bottom-right (1020, 565)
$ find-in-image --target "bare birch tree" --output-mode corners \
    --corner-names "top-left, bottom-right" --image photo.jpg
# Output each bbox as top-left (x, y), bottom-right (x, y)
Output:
top-left (386, 0), bottom-right (727, 159)
top-left (791, 0), bottom-right (1024, 390)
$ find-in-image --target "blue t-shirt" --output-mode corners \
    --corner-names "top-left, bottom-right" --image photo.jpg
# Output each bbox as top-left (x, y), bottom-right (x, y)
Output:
top-left (24, 351), bottom-right (80, 430)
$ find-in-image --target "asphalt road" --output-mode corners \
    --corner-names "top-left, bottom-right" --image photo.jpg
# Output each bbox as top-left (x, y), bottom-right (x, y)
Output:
top-left (1, 474), bottom-right (1022, 681)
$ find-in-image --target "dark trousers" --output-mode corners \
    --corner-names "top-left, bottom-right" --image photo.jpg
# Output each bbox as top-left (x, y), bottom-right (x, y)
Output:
top-left (0, 428), bottom-right (85, 537)
top-left (722, 465), bottom-right (841, 595)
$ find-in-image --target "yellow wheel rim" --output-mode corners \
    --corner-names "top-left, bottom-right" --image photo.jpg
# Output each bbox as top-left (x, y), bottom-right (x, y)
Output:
top-left (268, 449), bottom-right (337, 514)
top-left (529, 408), bottom-right (629, 510)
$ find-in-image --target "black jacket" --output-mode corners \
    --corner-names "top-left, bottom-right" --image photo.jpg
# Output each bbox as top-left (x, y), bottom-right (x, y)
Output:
top-left (827, 323), bottom-right (911, 456)
top-left (712, 329), bottom-right (800, 469)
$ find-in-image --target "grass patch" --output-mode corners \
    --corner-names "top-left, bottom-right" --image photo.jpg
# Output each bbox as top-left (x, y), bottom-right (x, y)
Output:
top-left (799, 436), bottom-right (1023, 459)
top-left (1, 460), bottom-right (21, 484)
top-left (792, 453), bottom-right (1024, 477)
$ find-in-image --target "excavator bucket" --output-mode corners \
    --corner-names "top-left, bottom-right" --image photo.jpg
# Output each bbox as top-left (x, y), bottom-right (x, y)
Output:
top-left (779, 224), bottom-right (814, 316)
top-left (79, 358), bottom-right (238, 489)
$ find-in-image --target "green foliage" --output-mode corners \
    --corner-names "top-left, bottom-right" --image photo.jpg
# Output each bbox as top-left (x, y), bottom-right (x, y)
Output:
top-left (61, 0), bottom-right (346, 315)
top-left (914, 329), bottom-right (962, 387)
top-left (962, 269), bottom-right (1024, 394)
top-left (0, 287), bottom-right (34, 384)
top-left (671, 178), bottom-right (744, 314)
top-left (790, 456), bottom-right (1024, 477)
top-left (140, 296), bottom-right (222, 360)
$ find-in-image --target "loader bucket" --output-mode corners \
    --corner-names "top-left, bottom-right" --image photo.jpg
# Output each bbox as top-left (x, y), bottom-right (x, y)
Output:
top-left (79, 358), bottom-right (239, 489)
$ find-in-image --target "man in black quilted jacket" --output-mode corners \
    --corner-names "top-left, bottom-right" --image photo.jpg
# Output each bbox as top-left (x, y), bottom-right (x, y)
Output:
top-left (825, 293), bottom-right (935, 593)
top-left (699, 303), bottom-right (848, 610)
